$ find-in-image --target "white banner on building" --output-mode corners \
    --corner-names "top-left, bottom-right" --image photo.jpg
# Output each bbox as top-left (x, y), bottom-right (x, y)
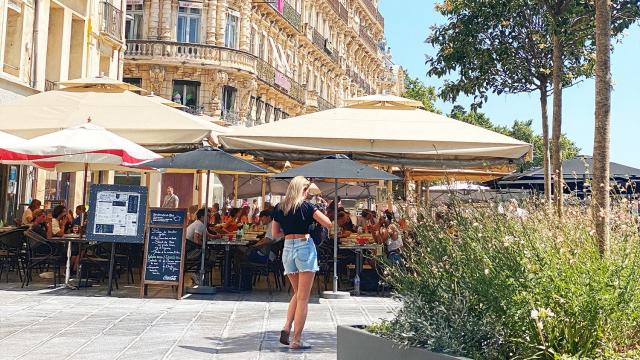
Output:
top-left (127, 0), bottom-right (143, 5)
top-left (178, 1), bottom-right (203, 9)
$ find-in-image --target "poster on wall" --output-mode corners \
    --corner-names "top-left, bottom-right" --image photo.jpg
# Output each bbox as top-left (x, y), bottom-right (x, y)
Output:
top-left (86, 184), bottom-right (148, 243)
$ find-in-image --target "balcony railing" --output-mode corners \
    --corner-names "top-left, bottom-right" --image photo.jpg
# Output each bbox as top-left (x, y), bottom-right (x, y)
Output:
top-left (126, 40), bottom-right (305, 104)
top-left (312, 28), bottom-right (325, 51)
top-left (359, 27), bottom-right (378, 53)
top-left (359, 0), bottom-right (384, 27)
top-left (310, 27), bottom-right (340, 64)
top-left (256, 58), bottom-right (305, 103)
top-left (327, 0), bottom-right (349, 24)
top-left (100, 1), bottom-right (123, 40)
top-left (44, 80), bottom-right (57, 92)
top-left (317, 96), bottom-right (335, 111)
top-left (266, 0), bottom-right (302, 32)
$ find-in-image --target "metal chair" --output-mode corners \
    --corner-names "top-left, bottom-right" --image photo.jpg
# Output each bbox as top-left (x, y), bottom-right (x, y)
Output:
top-left (0, 227), bottom-right (28, 282)
top-left (22, 230), bottom-right (65, 288)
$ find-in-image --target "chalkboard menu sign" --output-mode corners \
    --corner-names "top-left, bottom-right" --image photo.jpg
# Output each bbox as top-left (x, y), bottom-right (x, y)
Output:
top-left (141, 207), bottom-right (187, 299)
top-left (150, 208), bottom-right (187, 226)
top-left (86, 184), bottom-right (148, 244)
top-left (145, 227), bottom-right (184, 282)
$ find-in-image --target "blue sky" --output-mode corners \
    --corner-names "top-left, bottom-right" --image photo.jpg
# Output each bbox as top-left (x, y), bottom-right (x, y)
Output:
top-left (379, 1), bottom-right (640, 168)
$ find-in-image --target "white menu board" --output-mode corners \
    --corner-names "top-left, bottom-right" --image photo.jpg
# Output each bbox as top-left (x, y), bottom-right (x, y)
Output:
top-left (93, 190), bottom-right (141, 236)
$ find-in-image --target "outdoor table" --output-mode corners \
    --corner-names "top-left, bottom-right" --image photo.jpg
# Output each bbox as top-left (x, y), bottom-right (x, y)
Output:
top-left (338, 244), bottom-right (383, 296)
top-left (0, 226), bottom-right (17, 233)
top-left (50, 234), bottom-right (87, 289)
top-left (207, 239), bottom-right (252, 291)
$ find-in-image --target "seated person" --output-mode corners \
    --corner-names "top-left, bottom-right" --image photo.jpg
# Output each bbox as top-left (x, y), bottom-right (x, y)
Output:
top-left (337, 211), bottom-right (354, 238)
top-left (357, 209), bottom-right (377, 231)
top-left (72, 205), bottom-right (87, 227)
top-left (374, 212), bottom-right (403, 264)
top-left (238, 210), bottom-right (282, 264)
top-left (221, 208), bottom-right (240, 233)
top-left (30, 209), bottom-right (50, 239)
top-left (186, 208), bottom-right (216, 285)
top-left (51, 205), bottom-right (69, 238)
top-left (22, 199), bottom-right (42, 225)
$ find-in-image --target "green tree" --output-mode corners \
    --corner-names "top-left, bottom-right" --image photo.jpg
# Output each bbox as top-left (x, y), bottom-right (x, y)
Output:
top-left (426, 0), bottom-right (639, 213)
top-left (449, 107), bottom-right (580, 172)
top-left (402, 75), bottom-right (441, 113)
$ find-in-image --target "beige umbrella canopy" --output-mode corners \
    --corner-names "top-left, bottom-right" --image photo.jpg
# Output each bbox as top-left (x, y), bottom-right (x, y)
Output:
top-left (0, 80), bottom-right (224, 147)
top-left (144, 93), bottom-right (186, 108)
top-left (219, 94), bottom-right (533, 169)
top-left (59, 76), bottom-right (146, 92)
top-left (344, 94), bottom-right (423, 108)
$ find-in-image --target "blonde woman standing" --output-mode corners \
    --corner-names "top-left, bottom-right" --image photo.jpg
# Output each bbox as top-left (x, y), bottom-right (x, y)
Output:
top-left (272, 176), bottom-right (332, 350)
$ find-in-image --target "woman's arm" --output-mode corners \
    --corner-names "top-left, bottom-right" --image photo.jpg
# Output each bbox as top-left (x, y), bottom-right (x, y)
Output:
top-left (272, 220), bottom-right (283, 239)
top-left (313, 210), bottom-right (332, 229)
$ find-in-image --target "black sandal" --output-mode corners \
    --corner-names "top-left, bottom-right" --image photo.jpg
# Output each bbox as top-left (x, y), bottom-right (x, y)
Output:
top-left (279, 330), bottom-right (290, 345)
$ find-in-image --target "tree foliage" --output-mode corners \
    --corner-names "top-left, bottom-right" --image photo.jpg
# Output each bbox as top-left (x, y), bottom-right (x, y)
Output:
top-left (449, 106), bottom-right (579, 171)
top-left (402, 74), bottom-right (441, 113)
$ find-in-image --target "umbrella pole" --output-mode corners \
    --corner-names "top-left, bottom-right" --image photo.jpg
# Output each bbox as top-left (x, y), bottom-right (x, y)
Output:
top-left (322, 178), bottom-right (349, 299)
top-left (187, 170), bottom-right (216, 295)
top-left (333, 179), bottom-right (338, 292)
top-left (200, 170), bottom-right (210, 284)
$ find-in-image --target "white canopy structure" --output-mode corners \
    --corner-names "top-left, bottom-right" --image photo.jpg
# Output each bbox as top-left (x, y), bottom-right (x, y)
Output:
top-left (0, 78), bottom-right (227, 150)
top-left (219, 95), bottom-right (532, 169)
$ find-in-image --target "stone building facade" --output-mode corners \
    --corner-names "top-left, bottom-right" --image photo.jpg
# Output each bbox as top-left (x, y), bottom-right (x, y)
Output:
top-left (123, 0), bottom-right (403, 126)
top-left (0, 0), bottom-right (126, 222)
top-left (0, 0), bottom-right (126, 102)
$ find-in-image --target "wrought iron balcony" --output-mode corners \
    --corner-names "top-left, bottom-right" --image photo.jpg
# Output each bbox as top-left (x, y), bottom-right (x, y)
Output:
top-left (125, 40), bottom-right (305, 104)
top-left (327, 0), bottom-right (349, 24)
top-left (99, 1), bottom-right (123, 40)
top-left (256, 58), bottom-right (305, 104)
top-left (359, 27), bottom-right (378, 53)
top-left (358, 0), bottom-right (384, 27)
top-left (317, 96), bottom-right (335, 111)
top-left (266, 0), bottom-right (302, 32)
top-left (44, 79), bottom-right (57, 92)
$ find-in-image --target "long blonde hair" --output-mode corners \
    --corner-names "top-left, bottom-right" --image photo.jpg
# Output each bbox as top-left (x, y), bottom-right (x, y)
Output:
top-left (281, 176), bottom-right (310, 215)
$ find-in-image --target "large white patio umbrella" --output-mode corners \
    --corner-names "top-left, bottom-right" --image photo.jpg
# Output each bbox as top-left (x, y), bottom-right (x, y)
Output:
top-left (0, 77), bottom-right (223, 148)
top-left (2, 120), bottom-right (161, 288)
top-left (219, 94), bottom-right (533, 169)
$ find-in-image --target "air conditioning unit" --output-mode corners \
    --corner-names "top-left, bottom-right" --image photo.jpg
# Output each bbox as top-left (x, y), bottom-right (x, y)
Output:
top-left (325, 40), bottom-right (334, 54)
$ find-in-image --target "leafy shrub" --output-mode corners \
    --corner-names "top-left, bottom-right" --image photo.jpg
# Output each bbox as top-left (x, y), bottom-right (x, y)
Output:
top-left (376, 199), bottom-right (640, 359)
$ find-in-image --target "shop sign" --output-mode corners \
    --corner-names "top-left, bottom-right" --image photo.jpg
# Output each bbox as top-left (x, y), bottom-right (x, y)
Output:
top-left (275, 71), bottom-right (291, 92)
top-left (178, 1), bottom-right (203, 9)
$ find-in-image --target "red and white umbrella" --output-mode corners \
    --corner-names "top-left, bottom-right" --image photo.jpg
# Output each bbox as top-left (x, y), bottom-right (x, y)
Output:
top-left (0, 130), bottom-right (27, 161)
top-left (2, 121), bottom-right (161, 166)
top-left (1, 120), bottom-right (161, 288)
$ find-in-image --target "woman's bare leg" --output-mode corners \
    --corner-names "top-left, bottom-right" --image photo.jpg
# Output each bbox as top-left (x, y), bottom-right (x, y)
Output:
top-left (291, 271), bottom-right (315, 345)
top-left (283, 273), bottom-right (299, 333)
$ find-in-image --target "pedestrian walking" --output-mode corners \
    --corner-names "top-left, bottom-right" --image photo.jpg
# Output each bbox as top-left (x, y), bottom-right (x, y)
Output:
top-left (162, 186), bottom-right (179, 208)
top-left (272, 176), bottom-right (332, 350)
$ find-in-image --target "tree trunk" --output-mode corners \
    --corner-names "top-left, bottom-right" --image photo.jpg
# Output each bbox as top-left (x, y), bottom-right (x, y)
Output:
top-left (593, 0), bottom-right (612, 257)
top-left (540, 85), bottom-right (551, 202)
top-left (551, 32), bottom-right (563, 217)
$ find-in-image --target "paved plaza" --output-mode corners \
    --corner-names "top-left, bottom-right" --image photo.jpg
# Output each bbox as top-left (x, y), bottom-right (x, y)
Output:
top-left (0, 282), bottom-right (398, 360)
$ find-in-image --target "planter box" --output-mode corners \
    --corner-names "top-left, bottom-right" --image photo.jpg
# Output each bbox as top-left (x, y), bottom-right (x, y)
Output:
top-left (337, 325), bottom-right (469, 360)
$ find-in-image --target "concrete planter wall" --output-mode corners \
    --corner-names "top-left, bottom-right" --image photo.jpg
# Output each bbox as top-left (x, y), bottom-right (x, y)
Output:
top-left (337, 325), bottom-right (469, 360)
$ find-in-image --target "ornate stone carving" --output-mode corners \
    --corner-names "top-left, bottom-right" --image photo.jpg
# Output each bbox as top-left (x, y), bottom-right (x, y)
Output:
top-left (237, 79), bottom-right (259, 116)
top-left (148, 65), bottom-right (165, 94)
top-left (208, 71), bottom-right (230, 114)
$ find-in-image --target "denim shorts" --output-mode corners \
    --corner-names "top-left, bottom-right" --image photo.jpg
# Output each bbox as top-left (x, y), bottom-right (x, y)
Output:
top-left (282, 238), bottom-right (319, 275)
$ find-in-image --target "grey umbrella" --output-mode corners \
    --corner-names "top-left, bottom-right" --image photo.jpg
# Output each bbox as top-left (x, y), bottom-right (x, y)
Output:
top-left (143, 147), bottom-right (268, 294)
top-left (272, 154), bottom-right (400, 298)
